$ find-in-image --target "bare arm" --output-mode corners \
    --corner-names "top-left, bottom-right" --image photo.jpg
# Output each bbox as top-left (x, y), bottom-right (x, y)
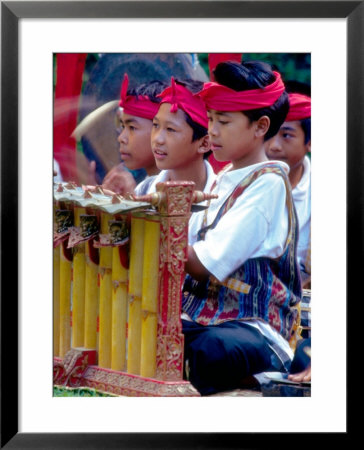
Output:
top-left (184, 245), bottom-right (211, 282)
top-left (102, 163), bottom-right (137, 195)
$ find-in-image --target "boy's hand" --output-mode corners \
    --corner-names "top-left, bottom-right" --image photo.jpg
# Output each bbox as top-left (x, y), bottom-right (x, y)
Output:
top-left (102, 163), bottom-right (137, 195)
top-left (185, 246), bottom-right (211, 281)
top-left (87, 160), bottom-right (98, 186)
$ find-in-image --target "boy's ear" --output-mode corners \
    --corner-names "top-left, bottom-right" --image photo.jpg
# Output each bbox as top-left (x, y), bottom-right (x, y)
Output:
top-left (306, 140), bottom-right (311, 154)
top-left (197, 135), bottom-right (211, 154)
top-left (254, 116), bottom-right (270, 138)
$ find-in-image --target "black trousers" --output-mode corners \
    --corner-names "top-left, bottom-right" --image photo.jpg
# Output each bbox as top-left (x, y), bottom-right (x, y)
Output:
top-left (290, 337), bottom-right (311, 374)
top-left (182, 319), bottom-right (275, 396)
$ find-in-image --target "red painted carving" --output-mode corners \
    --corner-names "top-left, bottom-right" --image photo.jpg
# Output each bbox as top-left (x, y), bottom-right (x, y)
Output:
top-left (53, 349), bottom-right (96, 387)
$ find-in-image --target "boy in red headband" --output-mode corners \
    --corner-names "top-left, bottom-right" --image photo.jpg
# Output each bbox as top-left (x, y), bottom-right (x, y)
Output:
top-left (265, 91), bottom-right (312, 384)
top-left (181, 61), bottom-right (302, 395)
top-left (101, 74), bottom-right (167, 194)
top-left (265, 92), bottom-right (311, 287)
top-left (135, 78), bottom-right (215, 244)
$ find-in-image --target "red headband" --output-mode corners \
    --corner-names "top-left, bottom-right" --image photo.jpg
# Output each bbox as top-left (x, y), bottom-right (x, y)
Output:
top-left (119, 73), bottom-right (159, 120)
top-left (198, 71), bottom-right (285, 111)
top-left (285, 93), bottom-right (311, 121)
top-left (157, 77), bottom-right (208, 128)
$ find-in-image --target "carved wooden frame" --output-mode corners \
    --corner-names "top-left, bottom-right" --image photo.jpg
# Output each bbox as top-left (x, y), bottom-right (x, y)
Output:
top-left (1, 0), bottom-right (360, 447)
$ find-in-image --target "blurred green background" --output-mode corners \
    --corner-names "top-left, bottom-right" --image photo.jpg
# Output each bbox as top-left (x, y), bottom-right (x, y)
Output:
top-left (54, 52), bottom-right (310, 183)
top-left (198, 52), bottom-right (311, 85)
top-left (54, 52), bottom-right (311, 92)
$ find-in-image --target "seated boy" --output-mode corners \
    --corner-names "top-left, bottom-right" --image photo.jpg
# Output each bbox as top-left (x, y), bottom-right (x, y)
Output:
top-left (181, 61), bottom-right (302, 395)
top-left (99, 74), bottom-right (167, 195)
top-left (135, 77), bottom-right (216, 245)
top-left (265, 92), bottom-right (311, 287)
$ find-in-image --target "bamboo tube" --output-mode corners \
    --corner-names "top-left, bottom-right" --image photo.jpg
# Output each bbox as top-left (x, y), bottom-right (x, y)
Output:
top-left (53, 245), bottom-right (60, 357)
top-left (141, 216), bottom-right (160, 313)
top-left (127, 297), bottom-right (142, 374)
top-left (83, 215), bottom-right (99, 350)
top-left (98, 212), bottom-right (113, 368)
top-left (140, 215), bottom-right (160, 378)
top-left (71, 206), bottom-right (86, 348)
top-left (127, 213), bottom-right (145, 374)
top-left (140, 312), bottom-right (158, 378)
top-left (111, 243), bottom-right (128, 371)
top-left (59, 240), bottom-right (72, 357)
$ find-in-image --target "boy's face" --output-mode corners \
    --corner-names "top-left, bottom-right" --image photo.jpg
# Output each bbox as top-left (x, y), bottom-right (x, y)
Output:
top-left (265, 120), bottom-right (310, 170)
top-left (117, 112), bottom-right (155, 172)
top-left (151, 103), bottom-right (203, 171)
top-left (207, 110), bottom-right (258, 167)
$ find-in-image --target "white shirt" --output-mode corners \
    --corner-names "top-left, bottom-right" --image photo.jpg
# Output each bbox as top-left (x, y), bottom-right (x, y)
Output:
top-left (53, 159), bottom-right (63, 183)
top-left (193, 160), bottom-right (290, 281)
top-left (135, 160), bottom-right (216, 245)
top-left (292, 155), bottom-right (311, 277)
top-left (191, 160), bottom-right (294, 365)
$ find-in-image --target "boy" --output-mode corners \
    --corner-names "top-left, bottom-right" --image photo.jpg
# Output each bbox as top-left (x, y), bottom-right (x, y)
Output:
top-left (265, 92), bottom-right (311, 287)
top-left (181, 61), bottom-right (302, 395)
top-left (135, 77), bottom-right (216, 245)
top-left (266, 93), bottom-right (312, 383)
top-left (100, 74), bottom-right (167, 195)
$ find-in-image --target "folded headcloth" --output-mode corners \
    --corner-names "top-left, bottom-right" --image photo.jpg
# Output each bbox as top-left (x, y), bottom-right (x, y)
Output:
top-left (119, 73), bottom-right (160, 120)
top-left (198, 71), bottom-right (285, 112)
top-left (285, 93), bottom-right (311, 121)
top-left (157, 77), bottom-right (208, 128)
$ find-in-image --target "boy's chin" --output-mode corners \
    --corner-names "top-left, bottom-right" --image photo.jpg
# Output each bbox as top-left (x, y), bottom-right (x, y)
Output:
top-left (212, 153), bottom-right (228, 162)
top-left (267, 155), bottom-right (285, 162)
top-left (155, 160), bottom-right (169, 171)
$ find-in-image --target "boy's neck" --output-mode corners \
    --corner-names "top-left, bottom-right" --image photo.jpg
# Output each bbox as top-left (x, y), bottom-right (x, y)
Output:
top-left (289, 162), bottom-right (305, 189)
top-left (146, 165), bottom-right (160, 176)
top-left (230, 145), bottom-right (268, 171)
top-left (165, 159), bottom-right (207, 192)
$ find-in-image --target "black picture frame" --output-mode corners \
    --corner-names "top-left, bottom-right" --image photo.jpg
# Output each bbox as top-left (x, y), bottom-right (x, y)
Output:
top-left (1, 1), bottom-right (360, 448)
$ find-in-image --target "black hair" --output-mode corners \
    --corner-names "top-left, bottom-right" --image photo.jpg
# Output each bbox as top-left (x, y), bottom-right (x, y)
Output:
top-left (300, 117), bottom-right (311, 144)
top-left (174, 78), bottom-right (209, 143)
top-left (284, 81), bottom-right (311, 144)
top-left (285, 80), bottom-right (311, 97)
top-left (127, 80), bottom-right (168, 103)
top-left (213, 61), bottom-right (289, 141)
